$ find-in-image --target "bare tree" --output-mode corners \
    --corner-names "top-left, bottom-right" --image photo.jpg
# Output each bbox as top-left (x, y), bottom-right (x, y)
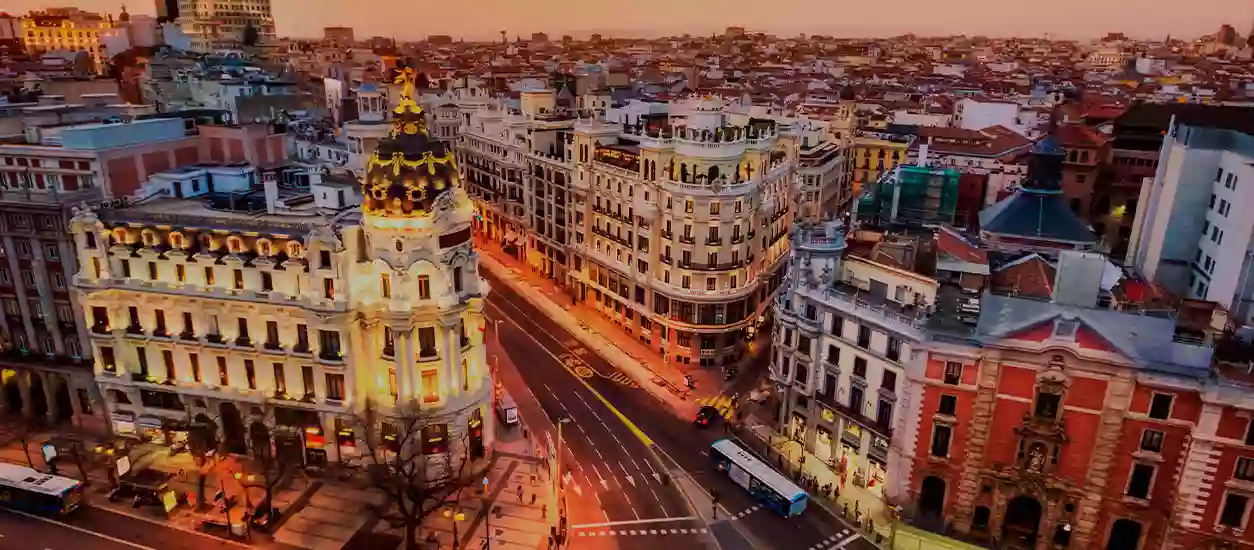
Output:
top-left (240, 437), bottom-right (293, 529)
top-left (356, 399), bottom-right (477, 550)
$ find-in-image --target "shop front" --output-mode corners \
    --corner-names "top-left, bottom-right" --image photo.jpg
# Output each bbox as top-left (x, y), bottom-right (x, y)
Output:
top-left (135, 416), bottom-right (191, 449)
top-left (335, 418), bottom-right (357, 460)
top-left (111, 411), bottom-right (137, 438)
top-left (815, 427), bottom-right (834, 464)
top-left (274, 407), bottom-right (328, 466)
top-left (468, 409), bottom-right (485, 460)
top-left (839, 422), bottom-right (862, 488)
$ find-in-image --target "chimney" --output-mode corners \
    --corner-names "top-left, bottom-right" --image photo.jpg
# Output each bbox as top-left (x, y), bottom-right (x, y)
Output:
top-left (1052, 250), bottom-right (1106, 308)
top-left (262, 171), bottom-right (278, 214)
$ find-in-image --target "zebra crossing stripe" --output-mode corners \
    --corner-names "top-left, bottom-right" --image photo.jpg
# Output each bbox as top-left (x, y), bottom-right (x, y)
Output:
top-left (649, 530), bottom-right (658, 535)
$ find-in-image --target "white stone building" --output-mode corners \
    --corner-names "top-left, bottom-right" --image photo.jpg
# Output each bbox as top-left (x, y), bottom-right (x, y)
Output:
top-left (71, 77), bottom-right (493, 465)
top-left (772, 220), bottom-right (936, 506)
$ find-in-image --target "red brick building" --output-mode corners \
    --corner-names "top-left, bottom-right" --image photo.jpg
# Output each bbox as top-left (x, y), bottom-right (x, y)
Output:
top-left (907, 289), bottom-right (1212, 550)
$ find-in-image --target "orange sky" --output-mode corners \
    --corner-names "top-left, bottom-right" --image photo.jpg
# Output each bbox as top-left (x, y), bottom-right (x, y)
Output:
top-left (4, 0), bottom-right (1248, 41)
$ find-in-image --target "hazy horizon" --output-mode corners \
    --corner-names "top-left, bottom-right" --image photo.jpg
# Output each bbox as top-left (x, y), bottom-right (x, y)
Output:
top-left (1, 0), bottom-right (1247, 42)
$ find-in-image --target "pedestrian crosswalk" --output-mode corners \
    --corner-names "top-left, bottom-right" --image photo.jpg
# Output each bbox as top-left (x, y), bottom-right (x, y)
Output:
top-left (728, 504), bottom-right (763, 520)
top-left (575, 527), bottom-right (709, 537)
top-left (696, 395), bottom-right (739, 420)
top-left (808, 528), bottom-right (861, 550)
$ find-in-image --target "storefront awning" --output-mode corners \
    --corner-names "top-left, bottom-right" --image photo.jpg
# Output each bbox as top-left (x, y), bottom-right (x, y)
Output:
top-left (137, 416), bottom-right (163, 428)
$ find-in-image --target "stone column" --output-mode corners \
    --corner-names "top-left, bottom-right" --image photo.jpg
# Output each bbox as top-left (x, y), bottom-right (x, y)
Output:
top-left (41, 372), bottom-right (59, 425)
top-left (320, 412), bottom-right (339, 464)
top-left (16, 370), bottom-right (32, 419)
top-left (449, 322), bottom-right (464, 396)
top-left (402, 329), bottom-right (416, 400)
top-left (392, 326), bottom-right (407, 402)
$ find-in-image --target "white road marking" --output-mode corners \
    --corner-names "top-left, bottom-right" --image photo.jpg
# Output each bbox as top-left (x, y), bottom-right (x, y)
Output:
top-left (650, 487), bottom-right (668, 514)
top-left (570, 516), bottom-right (698, 529)
top-left (830, 533), bottom-right (862, 549)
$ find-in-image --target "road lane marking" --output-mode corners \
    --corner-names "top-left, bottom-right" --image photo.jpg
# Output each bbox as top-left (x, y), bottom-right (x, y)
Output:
top-left (486, 300), bottom-right (655, 446)
top-left (830, 533), bottom-right (862, 549)
top-left (650, 488), bottom-right (669, 515)
top-left (569, 516), bottom-right (699, 529)
top-left (0, 508), bottom-right (156, 550)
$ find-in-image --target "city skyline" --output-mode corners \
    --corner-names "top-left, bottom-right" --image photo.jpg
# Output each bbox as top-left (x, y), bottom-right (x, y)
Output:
top-left (0, 0), bottom-right (1248, 41)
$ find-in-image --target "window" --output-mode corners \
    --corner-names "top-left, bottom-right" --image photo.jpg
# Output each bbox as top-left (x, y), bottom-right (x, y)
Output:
top-left (1140, 429), bottom-right (1164, 453)
top-left (1221, 493), bottom-right (1250, 528)
top-left (136, 346), bottom-right (149, 376)
top-left (938, 395), bottom-right (957, 416)
top-left (100, 346), bottom-right (116, 372)
top-left (260, 272), bottom-right (273, 291)
top-left (323, 278), bottom-right (335, 300)
top-left (203, 266), bottom-right (215, 285)
top-left (930, 425), bottom-right (952, 457)
top-left (244, 360), bottom-right (256, 389)
top-left (175, 264), bottom-right (186, 282)
top-left (301, 366), bottom-right (315, 397)
top-left (1237, 457), bottom-right (1254, 482)
top-left (217, 357), bottom-right (229, 386)
top-left (1149, 393), bottom-right (1173, 420)
top-left (853, 357), bottom-right (867, 378)
top-left (1126, 463), bottom-right (1154, 499)
top-left (318, 330), bottom-right (341, 358)
top-left (881, 370), bottom-right (897, 393)
top-left (417, 275), bottom-right (431, 299)
top-left (1245, 419), bottom-right (1254, 446)
top-left (380, 274), bottom-right (391, 298)
top-left (416, 326), bottom-right (438, 358)
top-left (1035, 392), bottom-right (1061, 420)
top-left (422, 370), bottom-right (439, 402)
top-left (453, 266), bottom-right (464, 293)
top-left (326, 373), bottom-right (345, 401)
top-left (189, 353), bottom-right (201, 382)
top-left (943, 362), bottom-right (962, 385)
top-left (319, 250), bottom-right (332, 268)
top-left (876, 400), bottom-right (893, 427)
top-left (831, 316), bottom-right (844, 338)
top-left (886, 337), bottom-right (901, 361)
top-left (857, 325), bottom-right (871, 348)
top-left (148, 262), bottom-right (158, 280)
top-left (272, 363), bottom-right (286, 394)
top-left (233, 269), bottom-right (244, 290)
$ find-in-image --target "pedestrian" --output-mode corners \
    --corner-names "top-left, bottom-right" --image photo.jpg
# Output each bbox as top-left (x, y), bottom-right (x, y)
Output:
top-left (517, 484), bottom-right (524, 503)
top-left (542, 504), bottom-right (547, 519)
top-left (530, 493), bottom-right (537, 506)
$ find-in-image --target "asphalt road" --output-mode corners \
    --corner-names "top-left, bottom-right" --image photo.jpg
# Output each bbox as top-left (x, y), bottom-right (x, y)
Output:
top-left (483, 266), bottom-right (876, 550)
top-left (0, 505), bottom-right (247, 550)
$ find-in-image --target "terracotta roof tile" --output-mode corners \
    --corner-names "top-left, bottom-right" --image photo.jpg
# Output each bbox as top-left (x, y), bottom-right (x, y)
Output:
top-left (991, 254), bottom-right (1055, 300)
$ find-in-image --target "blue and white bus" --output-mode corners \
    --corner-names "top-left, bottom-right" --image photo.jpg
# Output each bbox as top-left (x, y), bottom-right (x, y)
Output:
top-left (710, 438), bottom-right (808, 517)
top-left (0, 462), bottom-right (84, 516)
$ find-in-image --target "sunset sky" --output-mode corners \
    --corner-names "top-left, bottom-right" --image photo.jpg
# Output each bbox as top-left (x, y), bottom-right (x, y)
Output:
top-left (2, 0), bottom-right (1247, 41)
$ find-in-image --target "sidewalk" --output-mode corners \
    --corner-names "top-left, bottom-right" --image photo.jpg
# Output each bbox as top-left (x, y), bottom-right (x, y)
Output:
top-left (477, 236), bottom-right (740, 416)
top-left (737, 409), bottom-right (895, 547)
top-left (0, 422), bottom-right (314, 547)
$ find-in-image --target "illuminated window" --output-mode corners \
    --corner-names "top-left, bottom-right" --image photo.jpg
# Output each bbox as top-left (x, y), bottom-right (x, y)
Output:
top-left (417, 275), bottom-right (430, 299)
top-left (217, 356), bottom-right (229, 386)
top-left (422, 370), bottom-right (439, 402)
top-left (388, 369), bottom-right (397, 401)
top-left (189, 353), bottom-right (201, 382)
top-left (175, 264), bottom-right (186, 282)
top-left (380, 273), bottom-right (391, 298)
top-left (204, 266), bottom-right (215, 285)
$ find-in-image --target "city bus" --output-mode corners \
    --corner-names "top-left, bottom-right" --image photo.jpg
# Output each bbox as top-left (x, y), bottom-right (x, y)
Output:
top-left (710, 438), bottom-right (808, 517)
top-left (0, 462), bottom-right (85, 516)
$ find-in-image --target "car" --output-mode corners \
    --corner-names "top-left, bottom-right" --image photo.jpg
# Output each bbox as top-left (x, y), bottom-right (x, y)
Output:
top-left (694, 406), bottom-right (722, 427)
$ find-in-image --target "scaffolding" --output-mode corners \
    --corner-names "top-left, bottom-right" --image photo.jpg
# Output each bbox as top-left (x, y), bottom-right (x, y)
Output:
top-left (856, 164), bottom-right (961, 227)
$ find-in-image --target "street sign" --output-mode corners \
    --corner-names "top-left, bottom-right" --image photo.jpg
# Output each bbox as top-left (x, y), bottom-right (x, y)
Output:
top-left (115, 455), bottom-right (131, 478)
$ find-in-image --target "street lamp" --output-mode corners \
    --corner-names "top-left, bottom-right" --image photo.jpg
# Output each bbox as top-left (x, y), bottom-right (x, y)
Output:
top-left (444, 506), bottom-right (466, 547)
top-left (554, 417), bottom-right (571, 545)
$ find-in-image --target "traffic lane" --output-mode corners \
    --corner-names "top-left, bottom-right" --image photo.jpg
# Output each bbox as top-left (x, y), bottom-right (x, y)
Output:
top-left (487, 300), bottom-right (689, 520)
top-left (491, 333), bottom-right (610, 526)
top-left (484, 275), bottom-right (848, 544)
top-left (0, 509), bottom-right (139, 550)
top-left (67, 506), bottom-right (244, 550)
top-left (484, 292), bottom-right (848, 544)
top-left (492, 310), bottom-right (684, 522)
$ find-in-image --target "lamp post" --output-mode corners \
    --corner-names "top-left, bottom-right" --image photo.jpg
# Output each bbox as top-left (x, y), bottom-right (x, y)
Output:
top-left (554, 417), bottom-right (571, 545)
top-left (444, 506), bottom-right (465, 547)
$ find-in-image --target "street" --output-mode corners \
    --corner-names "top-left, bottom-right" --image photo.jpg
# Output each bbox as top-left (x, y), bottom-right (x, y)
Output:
top-left (0, 505), bottom-right (248, 550)
top-left (483, 266), bottom-right (877, 550)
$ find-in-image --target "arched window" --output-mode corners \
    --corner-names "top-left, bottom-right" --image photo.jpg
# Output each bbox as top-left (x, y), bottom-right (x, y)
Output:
top-left (111, 227), bottom-right (129, 245)
top-left (226, 236), bottom-right (244, 254)
top-left (141, 229), bottom-right (159, 247)
top-left (168, 232), bottom-right (185, 249)
top-left (286, 241), bottom-right (303, 258)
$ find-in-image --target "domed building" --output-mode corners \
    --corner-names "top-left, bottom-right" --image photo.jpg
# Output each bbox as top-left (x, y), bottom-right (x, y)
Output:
top-left (70, 67), bottom-right (491, 472)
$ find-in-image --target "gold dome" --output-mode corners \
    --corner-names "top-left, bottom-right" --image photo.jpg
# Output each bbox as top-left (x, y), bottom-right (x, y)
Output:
top-left (361, 67), bottom-right (460, 218)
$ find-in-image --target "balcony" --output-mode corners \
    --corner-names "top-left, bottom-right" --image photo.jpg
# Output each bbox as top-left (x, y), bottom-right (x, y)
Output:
top-left (660, 256), bottom-right (672, 265)
top-left (125, 324), bottom-right (144, 336)
top-left (731, 235), bottom-right (744, 244)
top-left (234, 335), bottom-right (253, 347)
top-left (205, 334), bottom-right (225, 345)
top-left (91, 324), bottom-right (111, 335)
top-left (679, 260), bottom-right (745, 272)
top-left (419, 348), bottom-right (439, 361)
top-left (293, 342), bottom-right (311, 355)
top-left (705, 237), bottom-right (724, 246)
top-left (661, 231), bottom-right (673, 240)
top-left (820, 393), bottom-right (893, 440)
top-left (179, 331), bottom-right (197, 342)
top-left (263, 340), bottom-right (282, 352)
top-left (679, 235), bottom-right (695, 245)
top-left (382, 345), bottom-right (395, 358)
top-left (318, 349), bottom-right (344, 363)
